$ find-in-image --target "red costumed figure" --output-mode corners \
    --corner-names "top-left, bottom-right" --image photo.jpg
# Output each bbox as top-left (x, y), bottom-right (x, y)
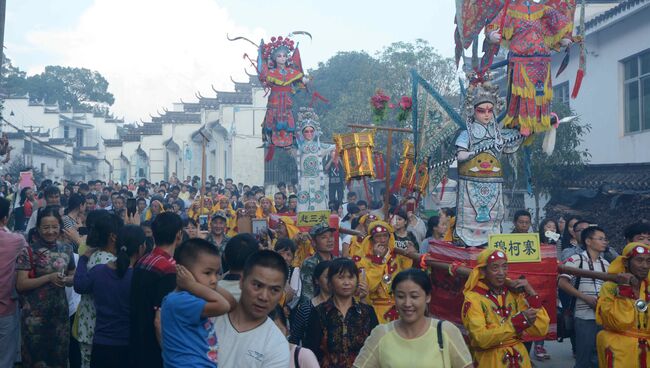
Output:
top-left (486, 0), bottom-right (573, 136)
top-left (257, 36), bottom-right (307, 149)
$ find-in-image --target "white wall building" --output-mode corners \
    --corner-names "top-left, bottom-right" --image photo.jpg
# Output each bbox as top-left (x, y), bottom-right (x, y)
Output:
top-left (551, 0), bottom-right (650, 164)
top-left (1, 76), bottom-right (266, 185)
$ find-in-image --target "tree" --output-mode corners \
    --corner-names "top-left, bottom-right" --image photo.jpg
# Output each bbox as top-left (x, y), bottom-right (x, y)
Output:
top-left (26, 66), bottom-right (115, 111)
top-left (2, 154), bottom-right (45, 187)
top-left (0, 54), bottom-right (29, 96)
top-left (503, 102), bottom-right (592, 225)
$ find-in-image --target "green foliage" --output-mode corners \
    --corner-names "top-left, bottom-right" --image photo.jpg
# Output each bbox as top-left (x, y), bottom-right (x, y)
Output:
top-left (1, 55), bottom-right (115, 112)
top-left (294, 40), bottom-right (459, 139)
top-left (2, 154), bottom-right (45, 186)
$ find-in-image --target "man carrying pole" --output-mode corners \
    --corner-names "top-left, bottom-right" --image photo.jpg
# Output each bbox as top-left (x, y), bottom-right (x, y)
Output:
top-left (461, 248), bottom-right (549, 368)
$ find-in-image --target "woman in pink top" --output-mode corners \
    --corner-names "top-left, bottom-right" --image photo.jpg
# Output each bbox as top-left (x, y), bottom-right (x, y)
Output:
top-left (270, 306), bottom-right (320, 368)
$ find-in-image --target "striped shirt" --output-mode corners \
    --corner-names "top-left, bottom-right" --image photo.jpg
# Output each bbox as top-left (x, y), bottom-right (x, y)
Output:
top-left (560, 251), bottom-right (609, 320)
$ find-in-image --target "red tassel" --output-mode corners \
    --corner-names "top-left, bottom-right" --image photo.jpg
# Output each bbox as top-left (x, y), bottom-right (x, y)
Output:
top-left (390, 166), bottom-right (404, 194)
top-left (605, 348), bottom-right (613, 368)
top-left (640, 340), bottom-right (648, 368)
top-left (264, 145), bottom-right (275, 162)
top-left (571, 69), bottom-right (584, 99)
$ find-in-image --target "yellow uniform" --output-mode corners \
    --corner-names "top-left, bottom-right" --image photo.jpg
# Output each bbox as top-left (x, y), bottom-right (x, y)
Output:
top-left (596, 242), bottom-right (650, 368)
top-left (354, 221), bottom-right (413, 323)
top-left (462, 249), bottom-right (549, 368)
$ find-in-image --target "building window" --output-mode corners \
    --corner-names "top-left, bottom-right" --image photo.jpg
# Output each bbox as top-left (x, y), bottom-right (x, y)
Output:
top-left (553, 81), bottom-right (570, 108)
top-left (76, 128), bottom-right (84, 147)
top-left (64, 126), bottom-right (69, 139)
top-left (623, 50), bottom-right (650, 133)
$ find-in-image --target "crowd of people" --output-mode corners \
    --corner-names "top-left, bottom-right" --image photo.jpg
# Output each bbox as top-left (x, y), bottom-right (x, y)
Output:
top-left (0, 173), bottom-right (649, 368)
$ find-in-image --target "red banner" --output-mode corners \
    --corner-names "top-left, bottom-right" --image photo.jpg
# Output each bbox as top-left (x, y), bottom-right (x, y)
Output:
top-left (426, 240), bottom-right (558, 340)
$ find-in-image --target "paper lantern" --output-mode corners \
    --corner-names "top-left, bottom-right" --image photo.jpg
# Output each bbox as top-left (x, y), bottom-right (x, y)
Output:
top-left (334, 131), bottom-right (376, 181)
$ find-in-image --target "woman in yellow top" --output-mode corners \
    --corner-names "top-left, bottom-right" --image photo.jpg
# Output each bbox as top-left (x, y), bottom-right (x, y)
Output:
top-left (596, 242), bottom-right (650, 368)
top-left (355, 269), bottom-right (473, 368)
top-left (276, 216), bottom-right (313, 268)
top-left (355, 220), bottom-right (413, 323)
top-left (347, 214), bottom-right (379, 259)
top-left (462, 248), bottom-right (549, 368)
top-left (257, 197), bottom-right (276, 219)
top-left (144, 199), bottom-right (165, 221)
top-left (187, 198), bottom-right (211, 221)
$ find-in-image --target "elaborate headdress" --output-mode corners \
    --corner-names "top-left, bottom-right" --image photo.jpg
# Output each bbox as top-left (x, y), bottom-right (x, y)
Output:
top-left (262, 36), bottom-right (295, 61)
top-left (297, 107), bottom-right (321, 137)
top-left (463, 71), bottom-right (504, 119)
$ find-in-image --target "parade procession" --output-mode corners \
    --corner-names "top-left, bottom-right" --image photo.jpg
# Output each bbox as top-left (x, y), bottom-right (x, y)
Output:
top-left (1, 0), bottom-right (650, 367)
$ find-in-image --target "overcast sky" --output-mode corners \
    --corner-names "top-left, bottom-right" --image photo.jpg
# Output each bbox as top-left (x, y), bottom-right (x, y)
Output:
top-left (5, 0), bottom-right (456, 121)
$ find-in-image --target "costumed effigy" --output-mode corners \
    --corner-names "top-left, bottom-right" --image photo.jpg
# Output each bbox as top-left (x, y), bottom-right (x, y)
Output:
top-left (292, 108), bottom-right (335, 212)
top-left (228, 32), bottom-right (312, 158)
top-left (455, 77), bottom-right (524, 247)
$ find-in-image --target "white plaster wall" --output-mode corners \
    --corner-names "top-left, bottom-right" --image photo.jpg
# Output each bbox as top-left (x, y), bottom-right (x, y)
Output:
top-left (551, 5), bottom-right (650, 164)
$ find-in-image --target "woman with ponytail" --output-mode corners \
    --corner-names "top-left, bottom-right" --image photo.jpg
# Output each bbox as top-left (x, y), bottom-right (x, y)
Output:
top-left (74, 224), bottom-right (146, 368)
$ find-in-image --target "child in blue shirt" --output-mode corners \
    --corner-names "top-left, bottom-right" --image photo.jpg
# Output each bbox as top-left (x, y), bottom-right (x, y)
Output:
top-left (162, 238), bottom-right (235, 368)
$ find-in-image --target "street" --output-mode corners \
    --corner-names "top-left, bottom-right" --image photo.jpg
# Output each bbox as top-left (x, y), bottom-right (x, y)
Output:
top-left (534, 340), bottom-right (574, 368)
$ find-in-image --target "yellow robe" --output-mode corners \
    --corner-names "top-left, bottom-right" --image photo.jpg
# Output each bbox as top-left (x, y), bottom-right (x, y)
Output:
top-left (356, 252), bottom-right (412, 324)
top-left (596, 281), bottom-right (650, 368)
top-left (462, 282), bottom-right (550, 367)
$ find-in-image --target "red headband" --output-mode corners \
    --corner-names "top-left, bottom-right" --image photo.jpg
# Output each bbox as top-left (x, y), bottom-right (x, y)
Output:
top-left (370, 225), bottom-right (389, 236)
top-left (487, 250), bottom-right (508, 263)
top-left (629, 246), bottom-right (649, 258)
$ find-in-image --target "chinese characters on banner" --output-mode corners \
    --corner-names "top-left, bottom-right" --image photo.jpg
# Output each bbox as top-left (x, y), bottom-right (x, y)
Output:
top-left (488, 233), bottom-right (542, 263)
top-left (296, 210), bottom-right (330, 227)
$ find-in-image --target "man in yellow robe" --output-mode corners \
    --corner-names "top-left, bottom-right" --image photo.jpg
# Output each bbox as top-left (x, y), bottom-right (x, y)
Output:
top-left (596, 242), bottom-right (650, 368)
top-left (462, 248), bottom-right (549, 367)
top-left (355, 220), bottom-right (412, 323)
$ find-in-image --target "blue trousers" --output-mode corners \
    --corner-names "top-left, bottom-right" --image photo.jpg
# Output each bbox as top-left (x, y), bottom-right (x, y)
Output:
top-left (574, 317), bottom-right (601, 368)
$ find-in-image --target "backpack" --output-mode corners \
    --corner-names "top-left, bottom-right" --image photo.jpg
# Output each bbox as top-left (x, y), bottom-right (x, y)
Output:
top-left (558, 254), bottom-right (583, 339)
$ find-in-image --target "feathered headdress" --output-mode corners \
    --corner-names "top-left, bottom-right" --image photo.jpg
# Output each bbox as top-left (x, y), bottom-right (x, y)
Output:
top-left (262, 36), bottom-right (295, 61)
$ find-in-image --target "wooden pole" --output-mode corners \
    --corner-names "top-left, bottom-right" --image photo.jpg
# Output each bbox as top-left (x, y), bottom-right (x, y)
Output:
top-left (384, 131), bottom-right (393, 219)
top-left (199, 133), bottom-right (207, 216)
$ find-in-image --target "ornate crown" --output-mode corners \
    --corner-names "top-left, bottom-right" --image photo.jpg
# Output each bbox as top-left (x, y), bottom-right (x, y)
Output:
top-left (297, 107), bottom-right (321, 132)
top-left (463, 71), bottom-right (504, 119)
top-left (262, 36), bottom-right (295, 60)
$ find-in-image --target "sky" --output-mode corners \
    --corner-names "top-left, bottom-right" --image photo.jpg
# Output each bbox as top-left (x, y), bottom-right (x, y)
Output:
top-left (5, 0), bottom-right (457, 121)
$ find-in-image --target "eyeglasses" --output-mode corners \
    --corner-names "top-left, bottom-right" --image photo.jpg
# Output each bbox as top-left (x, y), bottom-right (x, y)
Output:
top-left (475, 107), bottom-right (494, 114)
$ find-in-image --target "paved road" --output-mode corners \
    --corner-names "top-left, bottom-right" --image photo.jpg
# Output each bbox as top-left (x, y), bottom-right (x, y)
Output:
top-left (530, 340), bottom-right (574, 368)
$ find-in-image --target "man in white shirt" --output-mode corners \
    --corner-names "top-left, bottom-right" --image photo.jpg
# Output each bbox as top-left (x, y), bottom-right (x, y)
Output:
top-left (215, 250), bottom-right (290, 367)
top-left (559, 226), bottom-right (610, 368)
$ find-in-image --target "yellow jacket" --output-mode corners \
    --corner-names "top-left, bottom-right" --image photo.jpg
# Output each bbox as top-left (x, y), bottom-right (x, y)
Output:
top-left (462, 281), bottom-right (549, 367)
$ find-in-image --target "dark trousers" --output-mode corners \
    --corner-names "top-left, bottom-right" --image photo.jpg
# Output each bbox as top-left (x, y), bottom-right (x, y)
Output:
top-left (90, 344), bottom-right (129, 368)
top-left (69, 314), bottom-right (81, 368)
top-left (329, 183), bottom-right (344, 205)
top-left (574, 317), bottom-right (600, 368)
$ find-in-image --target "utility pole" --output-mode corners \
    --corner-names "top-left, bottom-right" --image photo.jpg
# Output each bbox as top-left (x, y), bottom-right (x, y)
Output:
top-left (24, 125), bottom-right (43, 168)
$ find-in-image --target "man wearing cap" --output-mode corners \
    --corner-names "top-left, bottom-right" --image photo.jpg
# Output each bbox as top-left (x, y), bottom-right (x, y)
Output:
top-left (354, 220), bottom-right (412, 323)
top-left (596, 242), bottom-right (650, 367)
top-left (300, 223), bottom-right (337, 300)
top-left (205, 210), bottom-right (230, 254)
top-left (462, 248), bottom-right (549, 367)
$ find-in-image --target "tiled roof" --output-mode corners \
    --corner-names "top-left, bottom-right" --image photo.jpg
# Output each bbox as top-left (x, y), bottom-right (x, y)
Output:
top-left (23, 141), bottom-right (66, 159)
top-left (103, 139), bottom-right (123, 147)
top-left (558, 163), bottom-right (650, 192)
top-left (216, 91), bottom-right (252, 105)
top-left (585, 0), bottom-right (648, 31)
top-left (121, 133), bottom-right (141, 142)
top-left (163, 138), bottom-right (180, 152)
top-left (198, 97), bottom-right (220, 110)
top-left (48, 138), bottom-right (75, 146)
top-left (155, 111), bottom-right (202, 124)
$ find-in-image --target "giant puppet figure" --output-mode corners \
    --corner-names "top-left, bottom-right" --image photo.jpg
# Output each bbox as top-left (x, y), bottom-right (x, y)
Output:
top-left (454, 0), bottom-right (576, 136)
top-left (455, 78), bottom-right (524, 247)
top-left (292, 107), bottom-right (335, 212)
top-left (257, 35), bottom-right (308, 149)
